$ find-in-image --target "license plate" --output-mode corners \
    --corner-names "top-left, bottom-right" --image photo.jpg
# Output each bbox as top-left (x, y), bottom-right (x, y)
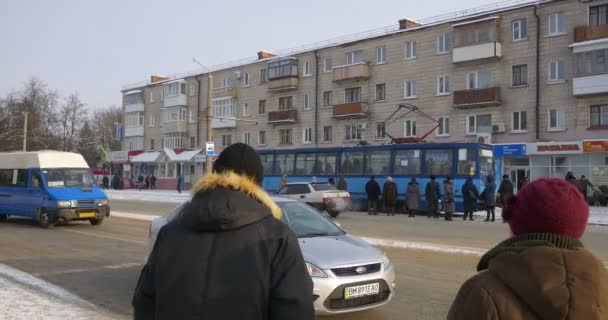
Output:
top-left (344, 283), bottom-right (380, 299)
top-left (79, 212), bottom-right (96, 218)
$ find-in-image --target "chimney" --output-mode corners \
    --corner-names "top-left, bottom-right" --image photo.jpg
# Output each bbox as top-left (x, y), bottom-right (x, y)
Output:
top-left (150, 75), bottom-right (169, 83)
top-left (257, 50), bottom-right (277, 60)
top-left (399, 18), bottom-right (421, 30)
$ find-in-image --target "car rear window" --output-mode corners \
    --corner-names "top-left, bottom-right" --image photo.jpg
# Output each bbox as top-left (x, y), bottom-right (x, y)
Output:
top-left (312, 183), bottom-right (336, 191)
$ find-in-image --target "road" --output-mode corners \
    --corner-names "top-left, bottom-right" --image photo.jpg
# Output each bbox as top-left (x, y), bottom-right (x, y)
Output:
top-left (0, 199), bottom-right (606, 319)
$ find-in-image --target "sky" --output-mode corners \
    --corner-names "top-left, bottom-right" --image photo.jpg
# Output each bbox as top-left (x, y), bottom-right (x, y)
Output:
top-left (1, 0), bottom-right (503, 110)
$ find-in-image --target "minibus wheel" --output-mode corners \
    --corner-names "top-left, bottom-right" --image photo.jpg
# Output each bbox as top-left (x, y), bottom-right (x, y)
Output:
top-left (38, 210), bottom-right (55, 229)
top-left (90, 218), bottom-right (104, 226)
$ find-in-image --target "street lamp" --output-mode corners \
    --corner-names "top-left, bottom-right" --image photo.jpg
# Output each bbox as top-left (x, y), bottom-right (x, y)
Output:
top-left (192, 57), bottom-right (214, 174)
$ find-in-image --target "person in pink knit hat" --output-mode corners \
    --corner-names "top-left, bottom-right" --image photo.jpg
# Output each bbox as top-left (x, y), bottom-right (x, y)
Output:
top-left (448, 178), bottom-right (608, 320)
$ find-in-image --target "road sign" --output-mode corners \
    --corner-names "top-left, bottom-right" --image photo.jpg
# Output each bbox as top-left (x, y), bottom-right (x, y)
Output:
top-left (206, 141), bottom-right (215, 156)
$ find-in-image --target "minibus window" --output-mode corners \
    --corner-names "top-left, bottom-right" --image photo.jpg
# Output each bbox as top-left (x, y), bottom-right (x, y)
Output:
top-left (43, 169), bottom-right (95, 188)
top-left (31, 172), bottom-right (42, 188)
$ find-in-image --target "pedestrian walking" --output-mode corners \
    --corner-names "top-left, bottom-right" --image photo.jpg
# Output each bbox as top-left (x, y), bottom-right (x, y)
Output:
top-left (176, 175), bottom-right (183, 193)
top-left (481, 176), bottom-right (496, 222)
top-left (448, 178), bottom-right (608, 320)
top-left (132, 143), bottom-right (314, 320)
top-left (112, 174), bottom-right (120, 190)
top-left (365, 176), bottom-right (381, 215)
top-left (425, 176), bottom-right (441, 219)
top-left (580, 174), bottom-right (594, 200)
top-left (461, 177), bottom-right (479, 221)
top-left (443, 177), bottom-right (455, 221)
top-left (102, 175), bottom-right (109, 189)
top-left (151, 174), bottom-right (157, 190)
top-left (565, 171), bottom-right (582, 194)
top-left (497, 174), bottom-right (514, 208)
top-left (278, 175), bottom-right (288, 191)
top-left (337, 174), bottom-right (347, 191)
top-left (145, 175), bottom-right (151, 190)
top-left (405, 178), bottom-right (420, 217)
top-left (382, 177), bottom-right (398, 216)
top-left (138, 175), bottom-right (144, 191)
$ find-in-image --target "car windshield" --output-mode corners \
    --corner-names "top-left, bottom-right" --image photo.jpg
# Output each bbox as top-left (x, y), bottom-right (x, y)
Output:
top-left (277, 201), bottom-right (344, 238)
top-left (312, 183), bottom-right (336, 191)
top-left (43, 168), bottom-right (96, 188)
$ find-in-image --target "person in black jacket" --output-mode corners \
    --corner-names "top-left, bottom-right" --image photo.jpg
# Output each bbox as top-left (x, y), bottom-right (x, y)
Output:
top-left (497, 174), bottom-right (514, 207)
top-left (132, 143), bottom-right (314, 320)
top-left (425, 176), bottom-right (441, 219)
top-left (462, 177), bottom-right (479, 221)
top-left (365, 176), bottom-right (381, 215)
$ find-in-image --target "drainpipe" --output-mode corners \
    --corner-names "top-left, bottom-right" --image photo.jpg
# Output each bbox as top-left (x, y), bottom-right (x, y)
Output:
top-left (534, 5), bottom-right (541, 141)
top-left (195, 75), bottom-right (202, 147)
top-left (314, 50), bottom-right (320, 145)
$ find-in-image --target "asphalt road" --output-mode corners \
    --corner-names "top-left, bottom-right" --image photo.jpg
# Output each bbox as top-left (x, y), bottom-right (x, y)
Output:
top-left (0, 199), bottom-right (606, 319)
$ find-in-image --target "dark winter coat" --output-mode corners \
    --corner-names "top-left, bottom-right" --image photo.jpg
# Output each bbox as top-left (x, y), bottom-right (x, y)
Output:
top-left (497, 178), bottom-right (514, 206)
top-left (462, 180), bottom-right (479, 213)
top-left (365, 179), bottom-right (381, 201)
top-left (337, 176), bottom-right (347, 191)
top-left (448, 234), bottom-right (608, 320)
top-left (580, 177), bottom-right (593, 197)
top-left (565, 173), bottom-right (582, 194)
top-left (382, 180), bottom-right (398, 206)
top-left (132, 172), bottom-right (314, 320)
top-left (406, 181), bottom-right (420, 210)
top-left (425, 180), bottom-right (441, 202)
top-left (481, 177), bottom-right (496, 207)
top-left (443, 181), bottom-right (455, 214)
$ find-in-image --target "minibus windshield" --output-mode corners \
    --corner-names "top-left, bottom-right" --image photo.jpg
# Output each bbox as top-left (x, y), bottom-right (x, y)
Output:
top-left (43, 168), bottom-right (96, 188)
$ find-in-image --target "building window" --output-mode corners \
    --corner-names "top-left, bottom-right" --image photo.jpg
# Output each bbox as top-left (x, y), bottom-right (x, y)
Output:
top-left (346, 51), bottom-right (364, 65)
top-left (303, 61), bottom-right (312, 76)
top-left (189, 83), bottom-right (197, 96)
top-left (243, 72), bottom-right (250, 86)
top-left (376, 46), bottom-right (386, 64)
top-left (150, 139), bottom-right (155, 150)
top-left (437, 33), bottom-right (451, 53)
top-left (590, 105), bottom-right (608, 127)
top-left (149, 91), bottom-right (155, 103)
top-left (258, 131), bottom-right (266, 145)
top-left (243, 103), bottom-right (250, 116)
top-left (574, 49), bottom-right (608, 76)
top-left (376, 122), bottom-right (386, 139)
top-left (549, 60), bottom-right (565, 82)
top-left (512, 111), bottom-right (528, 131)
top-left (126, 112), bottom-right (145, 127)
top-left (344, 123), bottom-right (363, 141)
top-left (212, 97), bottom-right (236, 119)
top-left (303, 94), bottom-right (311, 110)
top-left (548, 12), bottom-right (566, 35)
top-left (512, 19), bottom-right (527, 41)
top-left (221, 134), bottom-right (232, 147)
top-left (124, 93), bottom-right (143, 105)
top-left (548, 108), bottom-right (566, 130)
top-left (404, 119), bottom-right (417, 137)
top-left (375, 83), bottom-right (386, 101)
top-left (404, 80), bottom-right (417, 98)
top-left (437, 116), bottom-right (450, 136)
top-left (188, 110), bottom-right (196, 123)
top-left (243, 132), bottom-right (251, 145)
top-left (512, 65), bottom-right (528, 86)
top-left (405, 41), bottom-right (416, 59)
top-left (323, 126), bottom-right (332, 142)
top-left (161, 108), bottom-right (187, 123)
top-left (279, 129), bottom-right (292, 145)
top-left (324, 57), bottom-right (333, 72)
top-left (323, 91), bottom-right (333, 106)
top-left (303, 128), bottom-right (312, 144)
top-left (260, 69), bottom-right (267, 84)
top-left (268, 58), bottom-right (298, 80)
top-left (345, 87), bottom-right (361, 103)
top-left (162, 133), bottom-right (187, 148)
top-left (258, 100), bottom-right (266, 115)
top-left (148, 115), bottom-right (155, 128)
top-left (190, 136), bottom-right (196, 148)
top-left (590, 5), bottom-right (608, 26)
top-left (437, 75), bottom-right (450, 95)
top-left (163, 82), bottom-right (186, 98)
top-left (279, 96), bottom-right (293, 110)
top-left (467, 70), bottom-right (492, 89)
top-left (467, 114), bottom-right (492, 134)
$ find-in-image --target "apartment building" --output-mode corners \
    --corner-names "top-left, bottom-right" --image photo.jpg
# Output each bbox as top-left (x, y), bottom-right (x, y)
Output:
top-left (118, 0), bottom-right (608, 190)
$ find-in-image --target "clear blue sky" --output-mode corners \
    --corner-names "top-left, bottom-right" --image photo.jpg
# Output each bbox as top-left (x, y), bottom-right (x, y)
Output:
top-left (1, 0), bottom-right (499, 109)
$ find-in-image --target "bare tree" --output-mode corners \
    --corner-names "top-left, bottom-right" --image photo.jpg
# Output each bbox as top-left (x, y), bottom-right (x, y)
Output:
top-left (59, 92), bottom-right (87, 152)
top-left (91, 105), bottom-right (122, 151)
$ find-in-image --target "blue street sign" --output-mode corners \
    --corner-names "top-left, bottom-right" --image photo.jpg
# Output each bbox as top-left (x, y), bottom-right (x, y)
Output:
top-left (494, 144), bottom-right (526, 157)
top-left (116, 124), bottom-right (123, 141)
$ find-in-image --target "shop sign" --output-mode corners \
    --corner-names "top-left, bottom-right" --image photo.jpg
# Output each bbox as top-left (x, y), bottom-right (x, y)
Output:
top-left (494, 144), bottom-right (526, 157)
top-left (583, 140), bottom-right (608, 153)
top-left (591, 166), bottom-right (608, 187)
top-left (526, 142), bottom-right (583, 155)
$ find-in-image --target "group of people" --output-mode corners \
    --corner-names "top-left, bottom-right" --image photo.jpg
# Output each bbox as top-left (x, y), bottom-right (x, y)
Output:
top-left (101, 174), bottom-right (125, 190)
top-left (566, 171), bottom-right (595, 199)
top-left (132, 143), bottom-right (607, 320)
top-left (136, 174), bottom-right (157, 191)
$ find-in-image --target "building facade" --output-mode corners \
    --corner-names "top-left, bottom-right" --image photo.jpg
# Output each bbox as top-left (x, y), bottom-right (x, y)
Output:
top-left (120, 0), bottom-right (608, 190)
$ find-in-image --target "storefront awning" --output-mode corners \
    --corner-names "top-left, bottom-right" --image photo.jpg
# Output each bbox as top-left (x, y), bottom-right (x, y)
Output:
top-left (130, 151), bottom-right (162, 163)
top-left (164, 148), bottom-right (204, 162)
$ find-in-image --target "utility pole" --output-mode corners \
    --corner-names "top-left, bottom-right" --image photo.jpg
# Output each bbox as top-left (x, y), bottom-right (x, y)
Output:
top-left (23, 112), bottom-right (28, 151)
top-left (192, 57), bottom-right (214, 174)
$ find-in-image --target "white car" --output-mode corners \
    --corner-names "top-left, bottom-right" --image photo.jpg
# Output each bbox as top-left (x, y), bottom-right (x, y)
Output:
top-left (149, 197), bottom-right (395, 315)
top-left (277, 182), bottom-right (350, 218)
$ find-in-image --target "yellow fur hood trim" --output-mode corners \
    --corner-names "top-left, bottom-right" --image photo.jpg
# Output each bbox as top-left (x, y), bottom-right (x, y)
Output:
top-left (191, 171), bottom-right (282, 220)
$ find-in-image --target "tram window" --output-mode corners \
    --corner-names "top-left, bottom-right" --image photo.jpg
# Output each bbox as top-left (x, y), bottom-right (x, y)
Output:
top-left (458, 148), bottom-right (477, 176)
top-left (425, 149), bottom-right (453, 176)
top-left (365, 151), bottom-right (391, 175)
top-left (275, 153), bottom-right (295, 175)
top-left (341, 151), bottom-right (364, 175)
top-left (295, 153), bottom-right (316, 175)
top-left (480, 149), bottom-right (495, 177)
top-left (259, 154), bottom-right (274, 175)
top-left (394, 150), bottom-right (421, 175)
top-left (317, 153), bottom-right (337, 175)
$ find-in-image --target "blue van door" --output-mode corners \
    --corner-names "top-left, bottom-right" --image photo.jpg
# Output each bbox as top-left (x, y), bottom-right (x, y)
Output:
top-left (11, 169), bottom-right (43, 218)
top-left (21, 170), bottom-right (45, 217)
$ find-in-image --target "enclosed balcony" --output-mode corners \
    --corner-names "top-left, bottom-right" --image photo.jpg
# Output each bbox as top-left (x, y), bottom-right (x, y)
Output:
top-left (332, 63), bottom-right (369, 82)
top-left (574, 25), bottom-right (608, 43)
top-left (267, 57), bottom-right (299, 92)
top-left (268, 109), bottom-right (298, 125)
top-left (267, 77), bottom-right (298, 92)
top-left (332, 102), bottom-right (368, 119)
top-left (572, 47), bottom-right (608, 96)
top-left (163, 81), bottom-right (187, 108)
top-left (452, 17), bottom-right (502, 63)
top-left (123, 90), bottom-right (144, 113)
top-left (453, 87), bottom-right (501, 108)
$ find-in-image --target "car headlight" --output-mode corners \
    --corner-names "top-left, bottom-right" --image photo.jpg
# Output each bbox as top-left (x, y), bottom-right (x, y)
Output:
top-left (98, 199), bottom-right (109, 206)
top-left (56, 200), bottom-right (72, 208)
top-left (382, 254), bottom-right (392, 270)
top-left (306, 262), bottom-right (328, 278)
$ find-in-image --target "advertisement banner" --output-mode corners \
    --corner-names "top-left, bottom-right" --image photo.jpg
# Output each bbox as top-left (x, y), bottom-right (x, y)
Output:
top-left (525, 142), bottom-right (583, 155)
top-left (583, 140), bottom-right (608, 153)
top-left (591, 165), bottom-right (608, 187)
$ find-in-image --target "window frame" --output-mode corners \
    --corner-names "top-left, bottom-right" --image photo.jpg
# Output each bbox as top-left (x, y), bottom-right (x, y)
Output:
top-left (346, 51), bottom-right (364, 65)
top-left (242, 72), bottom-right (250, 87)
top-left (344, 87), bottom-right (361, 103)
top-left (376, 46), bottom-right (387, 64)
top-left (548, 108), bottom-right (566, 131)
top-left (303, 61), bottom-right (312, 76)
top-left (548, 59), bottom-right (565, 82)
top-left (375, 122), bottom-right (386, 139)
top-left (512, 64), bottom-right (529, 87)
top-left (344, 123), bottom-right (363, 141)
top-left (405, 40), bottom-right (417, 59)
top-left (324, 57), bottom-right (333, 72)
top-left (303, 94), bottom-right (311, 111)
top-left (323, 126), bottom-right (333, 142)
top-left (375, 83), bottom-right (386, 102)
top-left (258, 100), bottom-right (266, 115)
top-left (404, 119), bottom-right (417, 137)
top-left (467, 113), bottom-right (492, 134)
top-left (512, 18), bottom-right (528, 41)
top-left (437, 75), bottom-right (450, 95)
top-left (258, 130), bottom-right (266, 145)
top-left (436, 116), bottom-right (450, 137)
top-left (437, 33), bottom-right (451, 54)
top-left (323, 91), bottom-right (333, 107)
top-left (279, 128), bottom-right (293, 145)
top-left (302, 127), bottom-right (313, 144)
top-left (512, 111), bottom-right (528, 132)
top-left (243, 103), bottom-right (250, 117)
top-left (590, 105), bottom-right (608, 128)
top-left (467, 70), bottom-right (492, 89)
top-left (548, 12), bottom-right (566, 36)
top-left (404, 80), bottom-right (417, 99)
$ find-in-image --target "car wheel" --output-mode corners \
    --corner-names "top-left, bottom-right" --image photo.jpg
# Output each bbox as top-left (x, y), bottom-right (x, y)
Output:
top-left (38, 210), bottom-right (55, 229)
top-left (328, 211), bottom-right (340, 218)
top-left (0, 214), bottom-right (7, 222)
top-left (89, 218), bottom-right (104, 226)
top-left (593, 201), bottom-right (601, 207)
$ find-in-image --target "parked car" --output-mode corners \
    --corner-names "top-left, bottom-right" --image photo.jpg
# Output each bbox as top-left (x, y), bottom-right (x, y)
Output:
top-left (588, 185), bottom-right (608, 207)
top-left (277, 182), bottom-right (350, 217)
top-left (149, 196), bottom-right (395, 315)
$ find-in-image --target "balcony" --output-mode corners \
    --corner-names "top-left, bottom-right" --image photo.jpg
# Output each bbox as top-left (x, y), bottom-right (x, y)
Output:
top-left (160, 121), bottom-right (188, 134)
top-left (453, 42), bottom-right (502, 63)
top-left (333, 63), bottom-right (369, 82)
top-left (573, 73), bottom-right (608, 96)
top-left (267, 77), bottom-right (298, 92)
top-left (163, 94), bottom-right (187, 108)
top-left (268, 109), bottom-right (298, 125)
top-left (453, 87), bottom-right (501, 108)
top-left (124, 102), bottom-right (144, 113)
top-left (332, 102), bottom-right (368, 119)
top-left (124, 126), bottom-right (144, 137)
top-left (574, 25), bottom-right (608, 43)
